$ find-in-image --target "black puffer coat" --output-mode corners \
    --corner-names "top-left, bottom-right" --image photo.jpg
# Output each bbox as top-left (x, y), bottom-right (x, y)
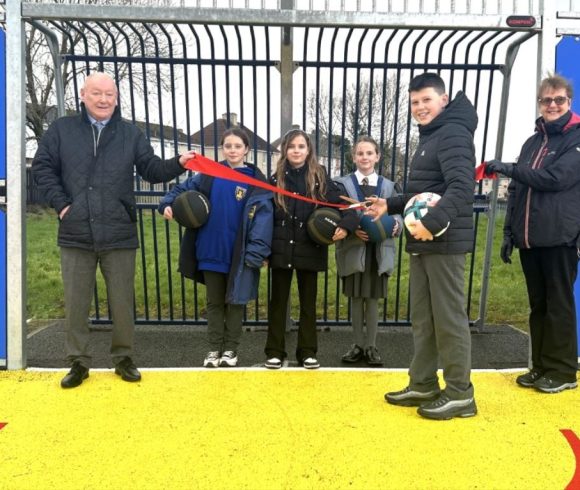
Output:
top-left (387, 91), bottom-right (478, 254)
top-left (505, 111), bottom-right (580, 249)
top-left (32, 104), bottom-right (186, 251)
top-left (270, 164), bottom-right (358, 271)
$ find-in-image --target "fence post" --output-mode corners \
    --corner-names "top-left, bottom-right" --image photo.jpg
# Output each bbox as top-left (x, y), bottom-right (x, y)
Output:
top-left (6, 0), bottom-right (27, 369)
top-left (280, 0), bottom-right (295, 333)
top-left (279, 0), bottom-right (295, 135)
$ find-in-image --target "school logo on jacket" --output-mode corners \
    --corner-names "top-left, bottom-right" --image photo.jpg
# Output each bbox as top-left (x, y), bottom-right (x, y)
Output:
top-left (235, 186), bottom-right (247, 201)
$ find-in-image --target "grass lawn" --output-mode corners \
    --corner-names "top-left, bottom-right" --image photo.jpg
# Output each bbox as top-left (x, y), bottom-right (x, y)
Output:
top-left (26, 206), bottom-right (529, 331)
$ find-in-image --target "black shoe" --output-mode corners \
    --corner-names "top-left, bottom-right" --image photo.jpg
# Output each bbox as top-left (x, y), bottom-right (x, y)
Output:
top-left (301, 357), bottom-right (320, 369)
top-left (61, 361), bottom-right (89, 389)
top-left (385, 386), bottom-right (440, 407)
top-left (114, 357), bottom-right (142, 382)
top-left (365, 346), bottom-right (383, 366)
top-left (417, 394), bottom-right (478, 420)
top-left (516, 368), bottom-right (544, 388)
top-left (265, 357), bottom-right (283, 369)
top-left (533, 376), bottom-right (577, 394)
top-left (341, 344), bottom-right (364, 363)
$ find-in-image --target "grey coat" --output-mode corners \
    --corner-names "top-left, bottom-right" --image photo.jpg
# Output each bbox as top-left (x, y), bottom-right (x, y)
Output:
top-left (334, 175), bottom-right (402, 277)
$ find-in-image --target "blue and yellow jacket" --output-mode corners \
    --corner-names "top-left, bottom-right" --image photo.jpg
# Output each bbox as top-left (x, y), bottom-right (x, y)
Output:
top-left (159, 161), bottom-right (273, 304)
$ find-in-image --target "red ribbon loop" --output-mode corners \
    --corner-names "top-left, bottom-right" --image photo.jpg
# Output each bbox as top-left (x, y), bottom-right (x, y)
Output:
top-left (184, 154), bottom-right (351, 209)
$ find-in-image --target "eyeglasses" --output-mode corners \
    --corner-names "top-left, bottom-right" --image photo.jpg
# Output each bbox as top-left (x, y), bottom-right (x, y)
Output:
top-left (537, 96), bottom-right (570, 106)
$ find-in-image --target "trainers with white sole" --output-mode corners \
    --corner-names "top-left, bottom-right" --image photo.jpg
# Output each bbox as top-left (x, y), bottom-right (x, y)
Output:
top-left (302, 357), bottom-right (320, 369)
top-left (265, 357), bottom-right (282, 369)
top-left (203, 351), bottom-right (220, 368)
top-left (219, 351), bottom-right (238, 367)
top-left (533, 376), bottom-right (577, 393)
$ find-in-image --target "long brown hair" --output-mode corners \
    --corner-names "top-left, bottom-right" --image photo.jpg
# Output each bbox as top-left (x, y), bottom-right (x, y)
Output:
top-left (274, 129), bottom-right (327, 212)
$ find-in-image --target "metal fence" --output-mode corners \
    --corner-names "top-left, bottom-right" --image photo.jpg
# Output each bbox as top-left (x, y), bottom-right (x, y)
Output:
top-left (21, 3), bottom-right (541, 328)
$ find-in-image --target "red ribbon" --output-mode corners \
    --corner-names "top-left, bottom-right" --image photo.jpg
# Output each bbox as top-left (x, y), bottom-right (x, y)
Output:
top-left (184, 153), bottom-right (351, 209)
top-left (475, 162), bottom-right (497, 181)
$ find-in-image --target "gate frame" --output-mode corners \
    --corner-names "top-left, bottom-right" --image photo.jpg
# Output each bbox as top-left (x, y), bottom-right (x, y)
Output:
top-left (4, 0), bottom-right (576, 369)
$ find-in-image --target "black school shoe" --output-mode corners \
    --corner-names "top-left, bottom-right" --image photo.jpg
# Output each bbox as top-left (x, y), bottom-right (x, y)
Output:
top-left (61, 361), bottom-right (89, 389)
top-left (341, 344), bottom-right (364, 363)
top-left (365, 346), bottom-right (384, 366)
top-left (114, 357), bottom-right (142, 382)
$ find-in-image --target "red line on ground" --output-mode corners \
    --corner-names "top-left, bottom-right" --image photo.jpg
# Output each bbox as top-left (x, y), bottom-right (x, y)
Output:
top-left (561, 429), bottom-right (580, 490)
top-left (0, 423), bottom-right (7, 431)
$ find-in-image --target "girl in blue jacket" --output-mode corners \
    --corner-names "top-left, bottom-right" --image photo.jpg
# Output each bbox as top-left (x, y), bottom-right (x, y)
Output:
top-left (159, 128), bottom-right (273, 368)
top-left (335, 136), bottom-right (402, 366)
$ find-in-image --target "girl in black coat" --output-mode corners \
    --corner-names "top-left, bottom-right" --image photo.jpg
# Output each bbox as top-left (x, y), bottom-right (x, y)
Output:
top-left (265, 129), bottom-right (357, 369)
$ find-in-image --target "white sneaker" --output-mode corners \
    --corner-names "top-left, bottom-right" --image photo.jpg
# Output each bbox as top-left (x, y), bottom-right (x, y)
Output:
top-left (203, 351), bottom-right (220, 368)
top-left (302, 357), bottom-right (320, 369)
top-left (219, 351), bottom-right (238, 367)
top-left (265, 357), bottom-right (282, 369)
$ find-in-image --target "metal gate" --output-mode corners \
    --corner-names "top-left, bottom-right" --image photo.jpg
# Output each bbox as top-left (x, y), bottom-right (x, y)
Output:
top-left (20, 2), bottom-right (540, 328)
top-left (10, 0), bottom-right (579, 368)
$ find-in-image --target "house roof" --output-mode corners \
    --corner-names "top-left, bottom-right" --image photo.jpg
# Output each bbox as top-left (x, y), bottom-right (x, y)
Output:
top-left (190, 115), bottom-right (279, 153)
top-left (270, 128), bottom-right (350, 158)
top-left (134, 120), bottom-right (190, 144)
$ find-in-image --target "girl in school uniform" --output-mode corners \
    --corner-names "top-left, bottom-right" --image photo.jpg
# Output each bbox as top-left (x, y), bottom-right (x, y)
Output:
top-left (159, 128), bottom-right (273, 368)
top-left (265, 128), bottom-right (358, 369)
top-left (335, 136), bottom-right (402, 366)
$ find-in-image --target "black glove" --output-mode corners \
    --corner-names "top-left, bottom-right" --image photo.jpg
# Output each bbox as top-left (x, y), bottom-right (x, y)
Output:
top-left (500, 236), bottom-right (514, 264)
top-left (485, 159), bottom-right (514, 177)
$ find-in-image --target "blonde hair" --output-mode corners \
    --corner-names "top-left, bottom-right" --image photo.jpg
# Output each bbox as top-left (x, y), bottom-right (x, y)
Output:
top-left (274, 129), bottom-right (327, 213)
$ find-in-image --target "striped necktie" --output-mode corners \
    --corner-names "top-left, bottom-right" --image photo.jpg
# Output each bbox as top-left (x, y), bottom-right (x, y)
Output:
top-left (93, 121), bottom-right (105, 133)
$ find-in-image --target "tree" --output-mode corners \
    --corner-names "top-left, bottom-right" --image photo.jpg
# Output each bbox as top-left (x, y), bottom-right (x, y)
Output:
top-left (25, 0), bottom-right (177, 143)
top-left (306, 74), bottom-right (418, 181)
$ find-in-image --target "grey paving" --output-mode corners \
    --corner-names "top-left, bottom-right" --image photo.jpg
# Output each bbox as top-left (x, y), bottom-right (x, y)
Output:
top-left (27, 321), bottom-right (530, 370)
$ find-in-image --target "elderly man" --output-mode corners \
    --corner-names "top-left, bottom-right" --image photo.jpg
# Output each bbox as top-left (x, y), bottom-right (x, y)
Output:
top-left (33, 72), bottom-right (194, 388)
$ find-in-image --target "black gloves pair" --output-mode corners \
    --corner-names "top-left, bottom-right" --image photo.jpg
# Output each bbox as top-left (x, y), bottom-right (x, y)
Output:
top-left (485, 159), bottom-right (514, 177)
top-left (500, 236), bottom-right (514, 264)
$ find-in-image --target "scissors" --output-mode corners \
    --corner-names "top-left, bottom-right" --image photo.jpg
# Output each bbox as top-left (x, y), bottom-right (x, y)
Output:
top-left (339, 195), bottom-right (373, 210)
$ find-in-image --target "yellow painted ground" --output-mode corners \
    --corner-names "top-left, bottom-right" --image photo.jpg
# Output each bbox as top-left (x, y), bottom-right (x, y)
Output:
top-left (0, 369), bottom-right (578, 490)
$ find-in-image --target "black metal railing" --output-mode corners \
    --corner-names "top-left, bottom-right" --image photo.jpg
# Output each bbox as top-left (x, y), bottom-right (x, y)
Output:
top-left (25, 18), bottom-right (537, 327)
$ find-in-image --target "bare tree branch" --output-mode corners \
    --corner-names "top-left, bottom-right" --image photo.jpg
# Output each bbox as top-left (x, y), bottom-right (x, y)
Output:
top-left (306, 74), bottom-right (418, 180)
top-left (25, 0), bottom-right (178, 142)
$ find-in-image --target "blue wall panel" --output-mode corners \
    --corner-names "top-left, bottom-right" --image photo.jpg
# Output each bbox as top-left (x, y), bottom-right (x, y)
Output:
top-left (556, 36), bottom-right (580, 352)
top-left (556, 36), bottom-right (580, 113)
